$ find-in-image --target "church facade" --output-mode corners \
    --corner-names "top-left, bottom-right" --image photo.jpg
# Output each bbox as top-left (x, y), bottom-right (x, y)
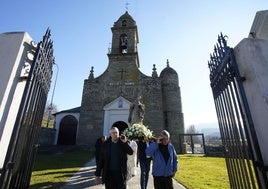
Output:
top-left (77, 11), bottom-right (184, 151)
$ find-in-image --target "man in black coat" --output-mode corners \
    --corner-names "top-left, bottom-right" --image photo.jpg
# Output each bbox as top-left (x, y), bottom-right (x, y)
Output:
top-left (95, 127), bottom-right (133, 189)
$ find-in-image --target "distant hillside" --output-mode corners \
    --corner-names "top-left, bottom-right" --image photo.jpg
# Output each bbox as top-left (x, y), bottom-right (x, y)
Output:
top-left (201, 128), bottom-right (221, 137)
top-left (185, 122), bottom-right (221, 137)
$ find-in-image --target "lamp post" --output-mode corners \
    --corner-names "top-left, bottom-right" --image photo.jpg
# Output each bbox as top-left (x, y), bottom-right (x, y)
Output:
top-left (46, 63), bottom-right (59, 128)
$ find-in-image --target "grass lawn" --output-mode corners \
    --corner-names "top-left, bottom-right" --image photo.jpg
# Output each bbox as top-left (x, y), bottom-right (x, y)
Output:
top-left (174, 155), bottom-right (230, 189)
top-left (30, 147), bottom-right (94, 189)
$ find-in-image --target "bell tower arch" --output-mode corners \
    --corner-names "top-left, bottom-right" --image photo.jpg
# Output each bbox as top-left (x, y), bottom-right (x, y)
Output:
top-left (109, 11), bottom-right (140, 68)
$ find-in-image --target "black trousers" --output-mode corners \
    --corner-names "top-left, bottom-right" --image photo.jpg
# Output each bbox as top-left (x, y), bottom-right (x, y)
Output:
top-left (105, 170), bottom-right (126, 189)
top-left (153, 176), bottom-right (173, 189)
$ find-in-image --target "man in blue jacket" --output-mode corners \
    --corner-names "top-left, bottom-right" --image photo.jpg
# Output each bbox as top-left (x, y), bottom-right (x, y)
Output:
top-left (146, 130), bottom-right (178, 189)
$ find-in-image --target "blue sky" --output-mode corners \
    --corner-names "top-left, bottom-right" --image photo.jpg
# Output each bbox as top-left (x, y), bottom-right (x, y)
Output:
top-left (1, 1), bottom-right (267, 130)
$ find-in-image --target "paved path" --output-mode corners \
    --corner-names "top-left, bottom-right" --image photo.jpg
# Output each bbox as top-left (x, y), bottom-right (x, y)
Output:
top-left (60, 158), bottom-right (186, 189)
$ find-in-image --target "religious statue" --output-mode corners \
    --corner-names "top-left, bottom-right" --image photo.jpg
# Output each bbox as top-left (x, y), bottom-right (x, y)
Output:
top-left (128, 95), bottom-right (145, 125)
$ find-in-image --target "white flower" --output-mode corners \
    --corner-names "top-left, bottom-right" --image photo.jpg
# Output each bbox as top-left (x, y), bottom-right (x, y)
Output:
top-left (123, 124), bottom-right (154, 140)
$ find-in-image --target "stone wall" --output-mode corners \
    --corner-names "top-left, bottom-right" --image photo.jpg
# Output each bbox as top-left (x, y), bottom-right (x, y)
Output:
top-left (39, 127), bottom-right (56, 146)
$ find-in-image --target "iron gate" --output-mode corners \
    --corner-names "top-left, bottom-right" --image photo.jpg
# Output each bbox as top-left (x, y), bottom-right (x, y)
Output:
top-left (0, 29), bottom-right (55, 189)
top-left (208, 33), bottom-right (268, 189)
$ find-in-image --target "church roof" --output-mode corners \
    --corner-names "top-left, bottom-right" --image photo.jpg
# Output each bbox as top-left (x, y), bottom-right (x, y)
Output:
top-left (53, 106), bottom-right (81, 115)
top-left (119, 11), bottom-right (134, 21)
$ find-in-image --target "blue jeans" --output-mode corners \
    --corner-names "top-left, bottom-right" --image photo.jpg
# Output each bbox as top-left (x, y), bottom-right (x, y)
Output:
top-left (139, 158), bottom-right (151, 189)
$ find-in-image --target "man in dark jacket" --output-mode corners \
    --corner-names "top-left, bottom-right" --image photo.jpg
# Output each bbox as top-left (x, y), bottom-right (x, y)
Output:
top-left (95, 127), bottom-right (133, 189)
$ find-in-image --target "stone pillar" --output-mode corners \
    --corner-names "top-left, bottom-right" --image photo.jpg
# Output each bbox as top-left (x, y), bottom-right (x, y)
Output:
top-left (234, 37), bottom-right (268, 168)
top-left (0, 32), bottom-right (34, 168)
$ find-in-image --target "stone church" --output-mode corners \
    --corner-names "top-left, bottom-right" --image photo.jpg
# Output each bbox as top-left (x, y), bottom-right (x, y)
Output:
top-left (77, 11), bottom-right (184, 151)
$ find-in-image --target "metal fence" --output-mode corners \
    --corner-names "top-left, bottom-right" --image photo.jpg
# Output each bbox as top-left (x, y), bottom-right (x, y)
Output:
top-left (179, 134), bottom-right (206, 154)
top-left (208, 33), bottom-right (268, 189)
top-left (0, 29), bottom-right (55, 189)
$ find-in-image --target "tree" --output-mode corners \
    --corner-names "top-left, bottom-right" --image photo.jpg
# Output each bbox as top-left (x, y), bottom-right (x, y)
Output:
top-left (186, 125), bottom-right (199, 134)
top-left (185, 125), bottom-right (201, 145)
top-left (42, 102), bottom-right (58, 128)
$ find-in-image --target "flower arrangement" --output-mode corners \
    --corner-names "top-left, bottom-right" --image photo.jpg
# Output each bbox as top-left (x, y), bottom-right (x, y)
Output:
top-left (123, 123), bottom-right (154, 140)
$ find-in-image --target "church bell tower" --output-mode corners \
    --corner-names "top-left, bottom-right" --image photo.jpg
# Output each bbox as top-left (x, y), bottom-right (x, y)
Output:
top-left (109, 11), bottom-right (140, 68)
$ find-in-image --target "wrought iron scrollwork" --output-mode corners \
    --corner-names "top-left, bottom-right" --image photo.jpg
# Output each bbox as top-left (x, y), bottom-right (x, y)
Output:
top-left (208, 33), bottom-right (235, 98)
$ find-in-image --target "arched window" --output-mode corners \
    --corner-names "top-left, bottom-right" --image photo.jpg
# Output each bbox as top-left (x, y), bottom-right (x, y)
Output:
top-left (122, 20), bottom-right (127, 26)
top-left (120, 34), bottom-right (128, 53)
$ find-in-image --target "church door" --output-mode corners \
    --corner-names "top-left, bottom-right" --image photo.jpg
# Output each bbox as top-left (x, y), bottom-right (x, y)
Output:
top-left (103, 96), bottom-right (131, 136)
top-left (57, 115), bottom-right (78, 145)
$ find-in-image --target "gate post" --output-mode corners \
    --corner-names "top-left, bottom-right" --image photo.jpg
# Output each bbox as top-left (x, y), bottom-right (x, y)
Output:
top-left (234, 28), bottom-right (268, 188)
top-left (0, 29), bottom-right (55, 189)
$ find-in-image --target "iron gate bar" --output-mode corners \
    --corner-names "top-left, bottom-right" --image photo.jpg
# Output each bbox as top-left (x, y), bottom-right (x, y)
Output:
top-left (214, 44), bottom-right (256, 189)
top-left (225, 86), bottom-right (251, 188)
top-left (16, 80), bottom-right (43, 187)
top-left (219, 91), bottom-right (244, 188)
top-left (208, 33), bottom-right (268, 188)
top-left (230, 80), bottom-right (258, 187)
top-left (11, 49), bottom-right (42, 188)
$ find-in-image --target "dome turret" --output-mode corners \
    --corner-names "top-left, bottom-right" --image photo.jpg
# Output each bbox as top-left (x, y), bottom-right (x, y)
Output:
top-left (160, 59), bottom-right (179, 84)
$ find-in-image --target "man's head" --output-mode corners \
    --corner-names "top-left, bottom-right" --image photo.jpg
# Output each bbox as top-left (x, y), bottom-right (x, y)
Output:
top-left (159, 130), bottom-right (170, 145)
top-left (110, 127), bottom-right (119, 141)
